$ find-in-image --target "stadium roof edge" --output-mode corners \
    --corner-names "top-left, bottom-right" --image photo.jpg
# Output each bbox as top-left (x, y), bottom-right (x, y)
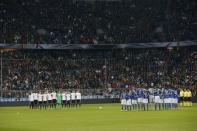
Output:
top-left (0, 41), bottom-right (197, 49)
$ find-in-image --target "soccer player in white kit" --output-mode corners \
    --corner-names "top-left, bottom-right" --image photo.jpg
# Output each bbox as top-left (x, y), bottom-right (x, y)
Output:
top-left (38, 91), bottom-right (43, 109)
top-left (71, 91), bottom-right (76, 107)
top-left (76, 90), bottom-right (82, 108)
top-left (42, 92), bottom-right (48, 109)
top-left (66, 92), bottom-right (71, 108)
top-left (61, 91), bottom-right (67, 108)
top-left (33, 92), bottom-right (38, 109)
top-left (47, 91), bottom-right (52, 108)
top-left (29, 92), bottom-right (34, 109)
top-left (52, 91), bottom-right (57, 108)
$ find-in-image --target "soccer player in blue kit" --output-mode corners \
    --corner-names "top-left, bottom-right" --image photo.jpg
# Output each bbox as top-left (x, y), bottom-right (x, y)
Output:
top-left (120, 90), bottom-right (127, 111)
top-left (142, 89), bottom-right (149, 111)
top-left (131, 90), bottom-right (138, 110)
top-left (172, 89), bottom-right (178, 109)
top-left (126, 91), bottom-right (132, 111)
top-left (163, 88), bottom-right (169, 110)
top-left (137, 88), bottom-right (144, 110)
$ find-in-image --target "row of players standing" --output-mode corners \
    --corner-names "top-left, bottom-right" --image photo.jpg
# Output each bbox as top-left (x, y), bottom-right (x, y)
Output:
top-left (179, 89), bottom-right (192, 107)
top-left (120, 88), bottom-right (181, 111)
top-left (29, 91), bottom-right (82, 109)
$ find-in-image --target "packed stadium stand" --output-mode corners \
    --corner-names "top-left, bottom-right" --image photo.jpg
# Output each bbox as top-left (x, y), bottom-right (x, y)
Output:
top-left (0, 46), bottom-right (196, 99)
top-left (1, 0), bottom-right (197, 44)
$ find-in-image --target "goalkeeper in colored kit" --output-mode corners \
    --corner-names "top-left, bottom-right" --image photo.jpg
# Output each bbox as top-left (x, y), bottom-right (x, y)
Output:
top-left (56, 91), bottom-right (62, 108)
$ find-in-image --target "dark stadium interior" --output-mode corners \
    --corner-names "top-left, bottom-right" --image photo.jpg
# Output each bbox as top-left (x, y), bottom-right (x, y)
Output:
top-left (1, 0), bottom-right (197, 44)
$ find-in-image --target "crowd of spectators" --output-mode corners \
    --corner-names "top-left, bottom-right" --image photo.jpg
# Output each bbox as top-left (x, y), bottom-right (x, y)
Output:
top-left (1, 46), bottom-right (196, 95)
top-left (1, 0), bottom-right (197, 44)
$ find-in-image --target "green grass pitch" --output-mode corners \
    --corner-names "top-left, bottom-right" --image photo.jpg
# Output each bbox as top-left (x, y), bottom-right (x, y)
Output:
top-left (0, 103), bottom-right (197, 131)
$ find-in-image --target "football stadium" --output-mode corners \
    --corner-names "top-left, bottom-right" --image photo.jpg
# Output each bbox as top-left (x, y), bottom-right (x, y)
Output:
top-left (0, 0), bottom-right (197, 131)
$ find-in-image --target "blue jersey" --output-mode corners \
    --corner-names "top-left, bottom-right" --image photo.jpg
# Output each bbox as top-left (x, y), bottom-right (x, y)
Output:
top-left (125, 93), bottom-right (130, 100)
top-left (163, 89), bottom-right (169, 98)
top-left (174, 90), bottom-right (178, 95)
top-left (172, 90), bottom-right (178, 99)
top-left (130, 94), bottom-right (133, 99)
top-left (121, 92), bottom-right (127, 99)
top-left (136, 88), bottom-right (140, 95)
top-left (138, 88), bottom-right (144, 98)
top-left (133, 93), bottom-right (138, 100)
top-left (154, 89), bottom-right (161, 96)
top-left (169, 89), bottom-right (174, 98)
top-left (143, 92), bottom-right (149, 99)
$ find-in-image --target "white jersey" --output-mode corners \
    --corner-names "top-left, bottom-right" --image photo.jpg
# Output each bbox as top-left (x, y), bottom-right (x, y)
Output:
top-left (148, 88), bottom-right (154, 95)
top-left (52, 92), bottom-right (56, 100)
top-left (62, 93), bottom-right (66, 101)
top-left (43, 94), bottom-right (48, 101)
top-left (76, 92), bottom-right (81, 100)
top-left (38, 94), bottom-right (43, 102)
top-left (71, 93), bottom-right (76, 100)
top-left (33, 93), bottom-right (38, 100)
top-left (66, 93), bottom-right (71, 101)
top-left (29, 93), bottom-right (34, 102)
top-left (48, 93), bottom-right (52, 101)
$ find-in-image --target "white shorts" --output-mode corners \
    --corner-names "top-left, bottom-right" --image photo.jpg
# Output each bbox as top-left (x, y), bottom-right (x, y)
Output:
top-left (159, 99), bottom-right (163, 104)
top-left (175, 98), bottom-right (178, 104)
top-left (172, 98), bottom-right (178, 104)
top-left (169, 98), bottom-right (173, 104)
top-left (171, 98), bottom-right (175, 104)
top-left (132, 100), bottom-right (137, 104)
top-left (164, 98), bottom-right (168, 103)
top-left (143, 99), bottom-right (148, 104)
top-left (137, 98), bottom-right (143, 103)
top-left (121, 99), bottom-right (127, 105)
top-left (126, 99), bottom-right (132, 105)
top-left (154, 96), bottom-right (160, 103)
top-left (149, 95), bottom-right (154, 103)
top-left (166, 98), bottom-right (170, 103)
